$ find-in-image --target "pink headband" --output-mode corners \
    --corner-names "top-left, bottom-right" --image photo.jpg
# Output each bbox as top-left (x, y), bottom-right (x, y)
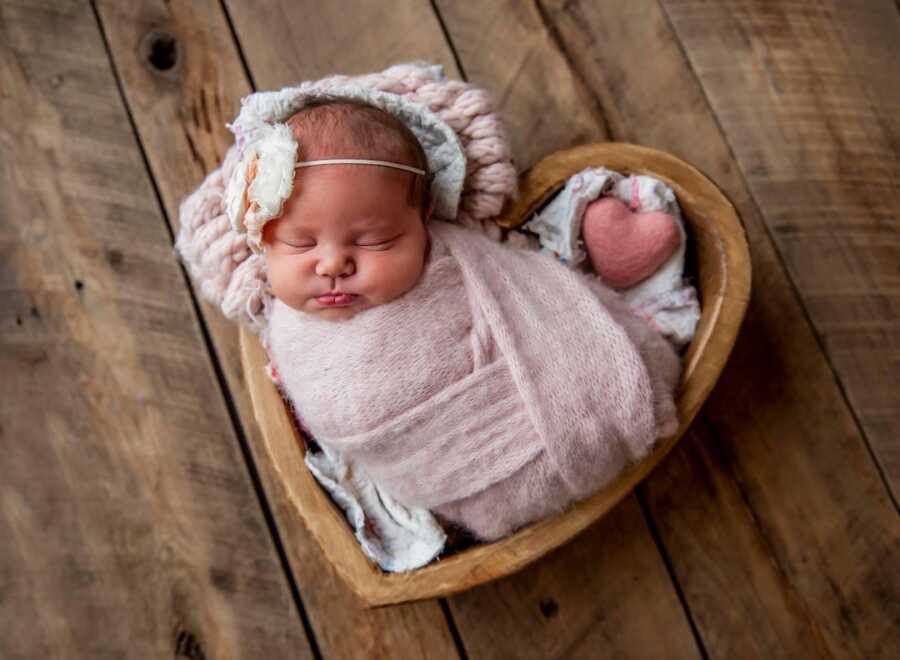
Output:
top-left (294, 159), bottom-right (426, 176)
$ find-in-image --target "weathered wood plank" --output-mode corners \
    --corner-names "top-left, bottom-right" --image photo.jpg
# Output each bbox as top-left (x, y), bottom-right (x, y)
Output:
top-left (225, 0), bottom-right (458, 83)
top-left (448, 496), bottom-right (701, 658)
top-left (94, 0), bottom-right (461, 657)
top-left (528, 0), bottom-right (900, 657)
top-left (659, 0), bottom-right (900, 499)
top-left (435, 0), bottom-right (606, 169)
top-left (0, 1), bottom-right (312, 658)
top-left (432, 2), bottom-right (704, 658)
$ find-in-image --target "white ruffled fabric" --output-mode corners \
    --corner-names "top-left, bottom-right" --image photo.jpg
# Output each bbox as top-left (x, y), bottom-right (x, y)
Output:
top-left (304, 443), bottom-right (447, 572)
top-left (224, 123), bottom-right (299, 252)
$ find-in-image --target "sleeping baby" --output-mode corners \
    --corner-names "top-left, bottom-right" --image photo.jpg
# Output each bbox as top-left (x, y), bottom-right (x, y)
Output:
top-left (177, 64), bottom-right (682, 543)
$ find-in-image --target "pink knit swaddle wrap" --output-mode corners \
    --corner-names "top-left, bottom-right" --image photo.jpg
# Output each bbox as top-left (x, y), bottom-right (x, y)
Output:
top-left (267, 220), bottom-right (680, 541)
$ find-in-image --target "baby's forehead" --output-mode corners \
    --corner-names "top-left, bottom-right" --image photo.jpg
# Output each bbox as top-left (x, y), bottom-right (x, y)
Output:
top-left (275, 203), bottom-right (404, 234)
top-left (284, 159), bottom-right (416, 209)
top-left (285, 105), bottom-right (413, 161)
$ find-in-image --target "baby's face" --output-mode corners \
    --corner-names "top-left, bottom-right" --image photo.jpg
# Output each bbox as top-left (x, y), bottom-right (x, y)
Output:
top-left (262, 164), bottom-right (429, 321)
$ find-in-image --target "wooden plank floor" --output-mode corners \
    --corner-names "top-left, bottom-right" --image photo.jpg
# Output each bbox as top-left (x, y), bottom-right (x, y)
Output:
top-left (1, 1), bottom-right (897, 658)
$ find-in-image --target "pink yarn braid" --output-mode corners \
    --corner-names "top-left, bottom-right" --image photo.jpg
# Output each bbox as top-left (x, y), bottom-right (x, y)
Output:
top-left (176, 145), bottom-right (269, 330)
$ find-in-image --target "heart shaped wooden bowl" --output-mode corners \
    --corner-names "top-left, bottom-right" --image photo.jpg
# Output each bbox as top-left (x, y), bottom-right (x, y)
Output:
top-left (240, 142), bottom-right (752, 607)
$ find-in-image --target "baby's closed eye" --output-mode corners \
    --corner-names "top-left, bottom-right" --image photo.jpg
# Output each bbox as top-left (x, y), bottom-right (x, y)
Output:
top-left (277, 238), bottom-right (316, 250)
top-left (274, 235), bottom-right (401, 251)
top-left (355, 233), bottom-right (403, 250)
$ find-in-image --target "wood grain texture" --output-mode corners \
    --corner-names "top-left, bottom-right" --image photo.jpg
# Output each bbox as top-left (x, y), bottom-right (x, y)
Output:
top-left (433, 2), bottom-right (703, 658)
top-left (225, 0), bottom-right (459, 84)
top-left (435, 0), bottom-right (606, 169)
top-left (0, 1), bottom-right (310, 658)
top-left (449, 496), bottom-right (700, 659)
top-left (659, 0), bottom-right (900, 498)
top-left (533, 0), bottom-right (900, 657)
top-left (93, 0), bottom-right (461, 657)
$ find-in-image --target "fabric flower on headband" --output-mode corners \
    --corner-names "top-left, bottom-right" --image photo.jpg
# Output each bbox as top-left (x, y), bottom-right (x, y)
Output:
top-left (225, 123), bottom-right (298, 252)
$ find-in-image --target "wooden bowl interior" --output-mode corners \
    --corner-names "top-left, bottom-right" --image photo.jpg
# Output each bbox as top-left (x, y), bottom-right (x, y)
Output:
top-left (240, 142), bottom-right (751, 607)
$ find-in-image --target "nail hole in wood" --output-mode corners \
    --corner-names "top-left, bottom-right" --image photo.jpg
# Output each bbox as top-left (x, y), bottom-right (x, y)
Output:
top-left (74, 280), bottom-right (84, 291)
top-left (106, 248), bottom-right (124, 269)
top-left (209, 567), bottom-right (236, 594)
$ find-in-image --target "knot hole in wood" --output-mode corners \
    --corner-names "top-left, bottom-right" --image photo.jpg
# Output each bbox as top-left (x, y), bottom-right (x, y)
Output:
top-left (141, 31), bottom-right (178, 75)
top-left (538, 597), bottom-right (560, 619)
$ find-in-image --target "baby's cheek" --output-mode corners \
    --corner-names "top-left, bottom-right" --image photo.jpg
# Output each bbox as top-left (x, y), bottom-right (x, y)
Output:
top-left (266, 256), bottom-right (307, 308)
top-left (379, 249), bottom-right (426, 296)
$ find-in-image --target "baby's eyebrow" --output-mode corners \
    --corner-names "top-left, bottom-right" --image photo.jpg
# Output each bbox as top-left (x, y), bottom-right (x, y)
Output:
top-left (348, 219), bottom-right (402, 234)
top-left (277, 220), bottom-right (398, 236)
top-left (349, 214), bottom-right (396, 226)
top-left (356, 224), bottom-right (398, 234)
top-left (277, 224), bottom-right (315, 236)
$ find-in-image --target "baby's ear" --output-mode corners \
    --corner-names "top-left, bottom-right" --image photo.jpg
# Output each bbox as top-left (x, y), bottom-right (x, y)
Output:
top-left (260, 217), bottom-right (279, 251)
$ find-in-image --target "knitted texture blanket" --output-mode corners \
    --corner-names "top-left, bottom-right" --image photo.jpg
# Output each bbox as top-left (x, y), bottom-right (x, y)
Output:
top-left (266, 219), bottom-right (681, 541)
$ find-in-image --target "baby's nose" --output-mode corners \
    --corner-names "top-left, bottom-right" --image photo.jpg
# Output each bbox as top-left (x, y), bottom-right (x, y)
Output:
top-left (315, 250), bottom-right (355, 278)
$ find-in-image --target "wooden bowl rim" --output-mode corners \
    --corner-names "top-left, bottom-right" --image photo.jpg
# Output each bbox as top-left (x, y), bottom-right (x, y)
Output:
top-left (240, 142), bottom-right (752, 607)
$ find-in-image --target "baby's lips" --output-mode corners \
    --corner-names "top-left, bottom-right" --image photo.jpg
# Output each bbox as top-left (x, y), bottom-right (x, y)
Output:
top-left (316, 293), bottom-right (357, 306)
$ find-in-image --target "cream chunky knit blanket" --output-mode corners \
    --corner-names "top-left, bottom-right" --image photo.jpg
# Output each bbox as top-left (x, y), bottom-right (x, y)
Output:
top-left (266, 219), bottom-right (681, 541)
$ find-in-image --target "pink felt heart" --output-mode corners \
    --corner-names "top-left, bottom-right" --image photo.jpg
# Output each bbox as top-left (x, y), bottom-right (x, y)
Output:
top-left (582, 197), bottom-right (680, 289)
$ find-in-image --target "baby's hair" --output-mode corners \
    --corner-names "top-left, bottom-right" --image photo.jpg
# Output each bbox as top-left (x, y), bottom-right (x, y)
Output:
top-left (285, 99), bottom-right (432, 219)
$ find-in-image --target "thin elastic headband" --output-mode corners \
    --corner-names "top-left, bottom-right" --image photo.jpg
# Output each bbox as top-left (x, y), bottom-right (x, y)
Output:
top-left (294, 158), bottom-right (426, 176)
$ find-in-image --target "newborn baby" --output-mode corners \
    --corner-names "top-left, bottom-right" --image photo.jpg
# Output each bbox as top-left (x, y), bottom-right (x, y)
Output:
top-left (260, 103), bottom-right (679, 542)
top-left (178, 65), bottom-right (681, 543)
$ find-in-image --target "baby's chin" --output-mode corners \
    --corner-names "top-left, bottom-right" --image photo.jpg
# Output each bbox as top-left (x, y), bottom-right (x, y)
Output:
top-left (310, 306), bottom-right (363, 322)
